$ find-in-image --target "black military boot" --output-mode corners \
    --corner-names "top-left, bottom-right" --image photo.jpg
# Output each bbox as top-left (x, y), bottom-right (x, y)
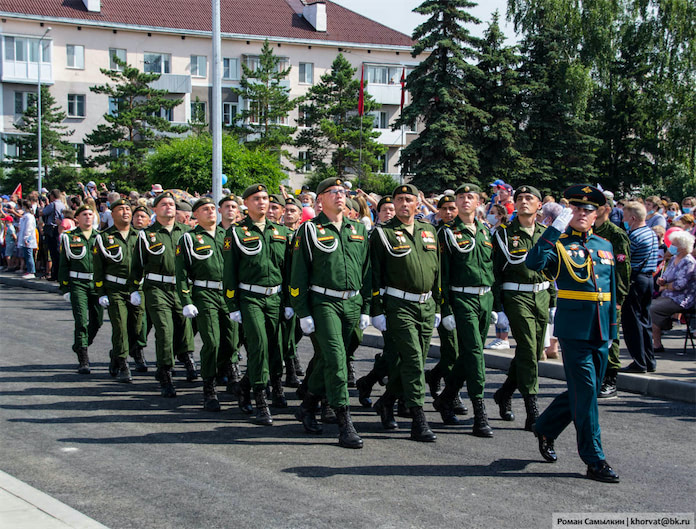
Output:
top-left (425, 367), bottom-right (441, 397)
top-left (226, 362), bottom-right (242, 395)
top-left (76, 347), bottom-right (90, 375)
top-left (599, 369), bottom-right (618, 399)
top-left (452, 394), bottom-right (469, 415)
top-left (335, 406), bottom-right (363, 449)
top-left (295, 377), bottom-right (308, 401)
top-left (321, 398), bottom-right (338, 424)
top-left (433, 385), bottom-right (460, 425)
top-left (238, 375), bottom-right (253, 414)
top-left (397, 398), bottom-right (412, 418)
top-left (355, 371), bottom-right (377, 408)
top-left (471, 398), bottom-right (494, 437)
top-left (178, 352), bottom-right (199, 382)
top-left (203, 378), bottom-right (221, 412)
top-left (409, 406), bottom-right (436, 442)
top-left (116, 357), bottom-right (132, 383)
top-left (253, 388), bottom-right (273, 426)
top-left (494, 377), bottom-right (516, 421)
top-left (293, 356), bottom-right (304, 377)
top-left (271, 376), bottom-right (288, 408)
top-left (295, 393), bottom-right (323, 434)
top-left (108, 351), bottom-right (119, 377)
top-left (347, 361), bottom-right (356, 388)
top-left (284, 357), bottom-right (301, 388)
top-left (159, 367), bottom-right (176, 398)
top-left (216, 360), bottom-right (232, 386)
top-left (523, 394), bottom-right (539, 432)
top-left (132, 347), bottom-right (148, 373)
top-left (373, 393), bottom-right (398, 429)
top-left (532, 425), bottom-right (557, 462)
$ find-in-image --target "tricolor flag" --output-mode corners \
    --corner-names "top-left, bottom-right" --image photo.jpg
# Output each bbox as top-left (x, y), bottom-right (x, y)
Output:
top-left (358, 64), bottom-right (365, 116)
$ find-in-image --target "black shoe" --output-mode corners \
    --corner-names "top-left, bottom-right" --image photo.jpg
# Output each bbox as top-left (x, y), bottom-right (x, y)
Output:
top-left (654, 345), bottom-right (665, 353)
top-left (271, 376), bottom-right (288, 408)
top-left (293, 356), bottom-right (304, 377)
top-left (397, 398), bottom-right (412, 418)
top-left (216, 361), bottom-right (231, 386)
top-left (471, 398), bottom-right (493, 438)
top-left (410, 406), bottom-right (436, 442)
top-left (295, 398), bottom-right (323, 435)
top-left (159, 368), bottom-right (176, 398)
top-left (226, 363), bottom-right (242, 395)
top-left (532, 426), bottom-right (557, 462)
top-left (132, 348), bottom-right (148, 373)
top-left (321, 399), bottom-right (338, 424)
top-left (599, 375), bottom-right (617, 399)
top-left (523, 395), bottom-right (539, 432)
top-left (203, 378), bottom-right (221, 412)
top-left (647, 365), bottom-right (656, 373)
top-left (284, 359), bottom-right (301, 388)
top-left (76, 347), bottom-right (91, 375)
top-left (179, 352), bottom-right (199, 381)
top-left (424, 369), bottom-right (441, 397)
top-left (356, 375), bottom-right (374, 408)
top-left (335, 406), bottom-right (363, 449)
top-left (116, 358), bottom-right (132, 384)
top-left (347, 361), bottom-right (356, 388)
top-left (109, 352), bottom-right (119, 377)
top-left (433, 393), bottom-right (460, 425)
top-left (238, 376), bottom-right (253, 414)
top-left (253, 389), bottom-right (273, 426)
top-left (374, 394), bottom-right (398, 429)
top-left (494, 385), bottom-right (515, 421)
top-left (587, 461), bottom-right (620, 483)
top-left (452, 394), bottom-right (468, 415)
top-left (619, 362), bottom-right (646, 373)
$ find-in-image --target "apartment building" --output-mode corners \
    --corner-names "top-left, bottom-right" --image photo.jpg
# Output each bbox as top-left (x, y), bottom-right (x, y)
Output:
top-left (0, 0), bottom-right (423, 187)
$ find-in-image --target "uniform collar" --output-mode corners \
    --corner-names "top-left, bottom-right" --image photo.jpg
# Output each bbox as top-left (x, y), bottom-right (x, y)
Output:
top-left (569, 227), bottom-right (593, 241)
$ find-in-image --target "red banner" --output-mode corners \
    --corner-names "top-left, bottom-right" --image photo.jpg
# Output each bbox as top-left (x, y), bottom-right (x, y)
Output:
top-left (400, 67), bottom-right (406, 112)
top-left (358, 64), bottom-right (365, 116)
top-left (11, 183), bottom-right (22, 199)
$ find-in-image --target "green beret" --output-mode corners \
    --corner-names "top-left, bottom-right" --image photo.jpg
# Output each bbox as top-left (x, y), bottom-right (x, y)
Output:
top-left (377, 196), bottom-right (393, 212)
top-left (269, 194), bottom-right (285, 206)
top-left (153, 191), bottom-right (175, 207)
top-left (316, 177), bottom-right (346, 195)
top-left (285, 196), bottom-right (302, 209)
top-left (346, 198), bottom-right (358, 212)
top-left (564, 184), bottom-right (606, 211)
top-left (74, 204), bottom-right (92, 217)
top-left (110, 198), bottom-right (131, 210)
top-left (176, 200), bottom-right (192, 212)
top-left (514, 185), bottom-right (542, 201)
top-left (192, 197), bottom-right (215, 212)
top-left (454, 183), bottom-right (481, 195)
top-left (132, 205), bottom-right (151, 216)
top-left (218, 195), bottom-right (236, 206)
top-left (438, 195), bottom-right (456, 208)
top-left (242, 183), bottom-right (268, 200)
top-left (393, 184), bottom-right (419, 198)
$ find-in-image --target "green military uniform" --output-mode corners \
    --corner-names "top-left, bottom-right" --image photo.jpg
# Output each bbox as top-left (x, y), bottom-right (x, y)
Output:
top-left (93, 221), bottom-right (144, 379)
top-left (216, 220), bottom-right (242, 386)
top-left (279, 225), bottom-right (304, 387)
top-left (58, 224), bottom-right (104, 372)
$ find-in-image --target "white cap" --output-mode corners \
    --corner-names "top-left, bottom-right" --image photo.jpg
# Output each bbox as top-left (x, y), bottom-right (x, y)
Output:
top-left (151, 184), bottom-right (164, 193)
top-left (344, 181), bottom-right (353, 189)
top-left (87, 181), bottom-right (96, 188)
top-left (444, 189), bottom-right (455, 196)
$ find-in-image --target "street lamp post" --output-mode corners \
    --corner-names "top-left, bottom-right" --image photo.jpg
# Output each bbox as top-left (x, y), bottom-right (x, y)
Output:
top-left (37, 27), bottom-right (51, 193)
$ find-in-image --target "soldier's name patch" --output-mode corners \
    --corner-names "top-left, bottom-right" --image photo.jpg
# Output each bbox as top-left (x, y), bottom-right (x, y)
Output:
top-left (195, 245), bottom-right (211, 251)
top-left (349, 235), bottom-right (364, 241)
top-left (242, 236), bottom-right (260, 242)
top-left (392, 245), bottom-right (410, 251)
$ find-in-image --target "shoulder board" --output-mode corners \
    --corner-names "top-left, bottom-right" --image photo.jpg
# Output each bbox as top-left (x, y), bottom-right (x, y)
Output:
top-left (500, 223), bottom-right (507, 229)
top-left (559, 233), bottom-right (568, 239)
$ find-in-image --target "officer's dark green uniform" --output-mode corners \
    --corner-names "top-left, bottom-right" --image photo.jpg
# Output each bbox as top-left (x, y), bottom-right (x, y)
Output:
top-left (594, 216), bottom-right (630, 397)
top-left (93, 199), bottom-right (144, 382)
top-left (223, 184), bottom-right (292, 425)
top-left (370, 184), bottom-right (440, 442)
top-left (526, 185), bottom-right (620, 483)
top-left (433, 184), bottom-right (495, 436)
top-left (176, 198), bottom-right (236, 411)
top-left (58, 204), bottom-right (104, 373)
top-left (492, 185), bottom-right (556, 430)
top-left (131, 205), bottom-right (151, 354)
top-left (130, 192), bottom-right (194, 397)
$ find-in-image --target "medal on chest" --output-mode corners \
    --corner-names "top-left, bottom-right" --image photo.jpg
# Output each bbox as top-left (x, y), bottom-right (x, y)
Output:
top-left (107, 235), bottom-right (114, 245)
top-left (197, 234), bottom-right (204, 244)
top-left (273, 228), bottom-right (279, 236)
top-left (72, 235), bottom-right (80, 242)
top-left (149, 232), bottom-right (157, 243)
top-left (317, 224), bottom-right (326, 235)
top-left (421, 230), bottom-right (435, 244)
top-left (394, 230), bottom-right (407, 244)
top-left (512, 235), bottom-right (520, 248)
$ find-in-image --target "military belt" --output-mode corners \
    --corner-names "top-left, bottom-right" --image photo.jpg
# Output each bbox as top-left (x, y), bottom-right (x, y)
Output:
top-left (193, 280), bottom-right (223, 290)
top-left (450, 286), bottom-right (491, 295)
top-left (383, 287), bottom-right (432, 304)
top-left (557, 290), bottom-right (611, 302)
top-left (69, 271), bottom-right (93, 280)
top-left (239, 283), bottom-right (281, 296)
top-left (105, 274), bottom-right (127, 285)
top-left (309, 285), bottom-right (360, 300)
top-left (146, 273), bottom-right (176, 284)
top-left (502, 281), bottom-right (550, 293)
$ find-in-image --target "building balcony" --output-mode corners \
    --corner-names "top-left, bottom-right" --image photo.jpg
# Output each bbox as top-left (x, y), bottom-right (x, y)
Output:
top-left (366, 84), bottom-right (403, 106)
top-left (149, 74), bottom-right (192, 93)
top-left (375, 127), bottom-right (407, 146)
top-left (1, 60), bottom-right (53, 84)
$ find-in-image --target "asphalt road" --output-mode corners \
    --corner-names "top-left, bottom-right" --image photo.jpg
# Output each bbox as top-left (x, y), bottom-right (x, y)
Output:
top-left (1, 285), bottom-right (694, 529)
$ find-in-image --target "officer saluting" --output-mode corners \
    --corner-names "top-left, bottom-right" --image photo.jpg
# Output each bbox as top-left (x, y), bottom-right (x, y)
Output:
top-left (526, 185), bottom-right (620, 483)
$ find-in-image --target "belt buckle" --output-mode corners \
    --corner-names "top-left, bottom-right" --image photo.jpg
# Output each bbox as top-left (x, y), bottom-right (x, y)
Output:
top-left (265, 286), bottom-right (274, 296)
top-left (419, 293), bottom-right (428, 303)
top-left (533, 284), bottom-right (540, 293)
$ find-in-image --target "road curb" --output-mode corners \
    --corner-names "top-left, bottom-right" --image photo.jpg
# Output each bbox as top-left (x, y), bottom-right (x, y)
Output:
top-left (0, 274), bottom-right (60, 293)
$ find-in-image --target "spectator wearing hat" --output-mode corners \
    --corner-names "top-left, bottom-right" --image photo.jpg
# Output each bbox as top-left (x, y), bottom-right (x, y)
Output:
top-left (151, 184), bottom-right (164, 195)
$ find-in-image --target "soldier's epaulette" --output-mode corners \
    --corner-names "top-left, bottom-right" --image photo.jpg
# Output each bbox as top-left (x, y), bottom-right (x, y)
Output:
top-left (559, 233), bottom-right (568, 239)
top-left (592, 233), bottom-right (610, 243)
top-left (500, 223), bottom-right (508, 229)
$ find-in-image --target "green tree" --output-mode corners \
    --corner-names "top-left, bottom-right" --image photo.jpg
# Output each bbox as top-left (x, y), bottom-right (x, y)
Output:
top-left (147, 133), bottom-right (285, 194)
top-left (232, 39), bottom-right (297, 156)
top-left (295, 53), bottom-right (384, 185)
top-left (2, 85), bottom-right (75, 193)
top-left (394, 0), bottom-right (487, 192)
top-left (84, 57), bottom-right (187, 188)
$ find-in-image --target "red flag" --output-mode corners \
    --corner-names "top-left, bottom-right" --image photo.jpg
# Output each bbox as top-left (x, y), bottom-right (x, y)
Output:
top-left (400, 67), bottom-right (406, 112)
top-left (12, 183), bottom-right (22, 199)
top-left (358, 64), bottom-right (365, 116)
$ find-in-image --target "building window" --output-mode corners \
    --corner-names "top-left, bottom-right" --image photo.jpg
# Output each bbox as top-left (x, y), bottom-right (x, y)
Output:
top-left (67, 94), bottom-right (86, 117)
top-left (298, 151), bottom-right (311, 173)
top-left (223, 58), bottom-right (239, 80)
top-left (144, 52), bottom-right (171, 74)
top-left (191, 101), bottom-right (207, 123)
top-left (155, 107), bottom-right (174, 121)
top-left (222, 102), bottom-right (238, 126)
top-left (243, 55), bottom-right (288, 74)
top-left (109, 48), bottom-right (126, 71)
top-left (71, 143), bottom-right (85, 165)
top-left (190, 55), bottom-right (207, 77)
top-left (376, 153), bottom-right (388, 173)
top-left (108, 97), bottom-right (122, 117)
top-left (366, 65), bottom-right (401, 85)
top-left (66, 45), bottom-right (85, 69)
top-left (371, 111), bottom-right (388, 129)
top-left (299, 62), bottom-right (313, 85)
top-left (14, 91), bottom-right (36, 115)
top-left (4, 37), bottom-right (51, 63)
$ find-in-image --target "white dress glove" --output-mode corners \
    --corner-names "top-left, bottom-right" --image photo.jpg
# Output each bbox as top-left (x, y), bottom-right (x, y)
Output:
top-left (63, 292), bottom-right (71, 303)
top-left (98, 295), bottom-right (110, 308)
top-left (549, 307), bottom-right (557, 325)
top-left (490, 311), bottom-right (498, 325)
top-left (372, 314), bottom-right (387, 332)
top-left (358, 314), bottom-right (370, 330)
top-left (441, 315), bottom-right (456, 331)
top-left (284, 307), bottom-right (295, 320)
top-left (229, 310), bottom-right (242, 324)
top-left (130, 291), bottom-right (142, 306)
top-left (551, 207), bottom-right (574, 233)
top-left (496, 311), bottom-right (509, 328)
top-left (183, 304), bottom-right (199, 319)
top-left (433, 313), bottom-right (442, 329)
top-left (299, 316), bottom-right (315, 335)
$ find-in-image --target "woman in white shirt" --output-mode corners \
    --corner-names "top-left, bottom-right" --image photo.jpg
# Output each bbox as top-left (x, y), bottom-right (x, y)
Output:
top-left (17, 199), bottom-right (38, 279)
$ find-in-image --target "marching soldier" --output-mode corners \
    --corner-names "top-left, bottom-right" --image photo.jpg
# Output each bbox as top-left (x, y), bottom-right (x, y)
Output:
top-left (432, 184), bottom-right (494, 437)
top-left (267, 194), bottom-right (285, 223)
top-left (93, 199), bottom-right (146, 383)
top-left (58, 205), bottom-right (104, 374)
top-left (223, 184), bottom-right (292, 426)
top-left (129, 191), bottom-right (195, 398)
top-left (131, 205), bottom-right (151, 361)
top-left (492, 185), bottom-right (555, 431)
top-left (526, 185), bottom-right (620, 483)
top-left (291, 177), bottom-right (371, 449)
top-left (370, 184), bottom-right (440, 442)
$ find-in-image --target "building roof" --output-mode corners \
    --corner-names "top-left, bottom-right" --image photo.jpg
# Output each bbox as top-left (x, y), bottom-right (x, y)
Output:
top-left (1, 0), bottom-right (414, 48)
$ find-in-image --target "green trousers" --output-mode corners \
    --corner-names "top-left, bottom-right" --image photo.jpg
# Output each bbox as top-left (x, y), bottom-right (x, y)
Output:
top-left (444, 291), bottom-right (492, 399)
top-left (307, 293), bottom-right (361, 408)
top-left (607, 307), bottom-right (622, 372)
top-left (106, 287), bottom-right (143, 359)
top-left (194, 289), bottom-right (237, 380)
top-left (433, 324), bottom-right (458, 379)
top-left (70, 280), bottom-right (104, 353)
top-left (136, 301), bottom-right (149, 349)
top-left (346, 326), bottom-right (363, 362)
top-left (504, 290), bottom-right (549, 396)
top-left (280, 315), bottom-right (302, 362)
top-left (383, 296), bottom-right (436, 408)
top-left (217, 321), bottom-right (241, 372)
top-left (239, 292), bottom-right (281, 390)
top-left (144, 285), bottom-right (194, 368)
